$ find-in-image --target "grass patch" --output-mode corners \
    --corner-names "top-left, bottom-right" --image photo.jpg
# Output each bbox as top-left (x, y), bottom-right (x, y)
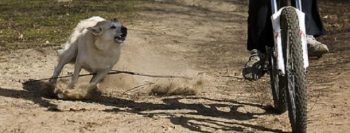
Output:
top-left (0, 0), bottom-right (142, 50)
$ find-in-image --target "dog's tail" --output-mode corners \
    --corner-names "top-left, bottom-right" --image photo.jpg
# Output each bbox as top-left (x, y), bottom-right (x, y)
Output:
top-left (57, 42), bottom-right (73, 56)
top-left (56, 41), bottom-right (78, 64)
top-left (57, 49), bottom-right (65, 55)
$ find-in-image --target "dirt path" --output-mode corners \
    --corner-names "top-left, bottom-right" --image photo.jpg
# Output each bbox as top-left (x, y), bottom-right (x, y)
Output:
top-left (0, 0), bottom-right (349, 133)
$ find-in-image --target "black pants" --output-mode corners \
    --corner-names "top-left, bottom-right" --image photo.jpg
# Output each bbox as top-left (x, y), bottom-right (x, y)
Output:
top-left (247, 0), bottom-right (325, 52)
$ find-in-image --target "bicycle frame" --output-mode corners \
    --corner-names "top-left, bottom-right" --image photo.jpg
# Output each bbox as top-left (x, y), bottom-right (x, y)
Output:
top-left (270, 0), bottom-right (309, 74)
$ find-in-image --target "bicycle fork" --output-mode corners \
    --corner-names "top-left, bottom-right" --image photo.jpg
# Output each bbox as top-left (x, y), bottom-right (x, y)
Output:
top-left (271, 0), bottom-right (302, 14)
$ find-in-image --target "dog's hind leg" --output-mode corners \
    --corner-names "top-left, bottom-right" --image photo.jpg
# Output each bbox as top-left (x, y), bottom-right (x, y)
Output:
top-left (67, 62), bottom-right (82, 89)
top-left (49, 46), bottom-right (77, 85)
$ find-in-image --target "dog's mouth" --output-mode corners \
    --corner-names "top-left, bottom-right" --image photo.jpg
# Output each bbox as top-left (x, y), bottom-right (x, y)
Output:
top-left (114, 35), bottom-right (126, 43)
top-left (114, 26), bottom-right (127, 43)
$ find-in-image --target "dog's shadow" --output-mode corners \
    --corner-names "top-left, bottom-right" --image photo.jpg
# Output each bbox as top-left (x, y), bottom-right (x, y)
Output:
top-left (22, 80), bottom-right (56, 98)
top-left (0, 80), bottom-right (60, 111)
top-left (13, 79), bottom-right (287, 133)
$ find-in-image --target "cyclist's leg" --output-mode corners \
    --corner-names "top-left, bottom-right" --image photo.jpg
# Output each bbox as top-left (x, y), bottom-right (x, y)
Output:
top-left (247, 0), bottom-right (272, 52)
top-left (301, 0), bottom-right (325, 36)
top-left (301, 0), bottom-right (329, 56)
top-left (244, 0), bottom-right (273, 80)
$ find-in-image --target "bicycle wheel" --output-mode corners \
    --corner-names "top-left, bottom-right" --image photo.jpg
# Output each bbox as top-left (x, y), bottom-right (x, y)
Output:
top-left (268, 47), bottom-right (287, 114)
top-left (280, 7), bottom-right (308, 133)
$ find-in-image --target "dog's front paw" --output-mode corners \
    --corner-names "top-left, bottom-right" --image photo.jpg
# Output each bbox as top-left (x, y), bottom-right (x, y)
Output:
top-left (56, 91), bottom-right (68, 99)
top-left (53, 82), bottom-right (101, 100)
top-left (54, 86), bottom-right (93, 100)
top-left (54, 88), bottom-right (69, 99)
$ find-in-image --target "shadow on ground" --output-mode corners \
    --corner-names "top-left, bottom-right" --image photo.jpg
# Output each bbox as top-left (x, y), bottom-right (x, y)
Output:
top-left (0, 79), bottom-right (286, 133)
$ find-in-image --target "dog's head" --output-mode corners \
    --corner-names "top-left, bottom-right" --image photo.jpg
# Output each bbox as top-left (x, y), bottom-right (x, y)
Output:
top-left (87, 19), bottom-right (127, 44)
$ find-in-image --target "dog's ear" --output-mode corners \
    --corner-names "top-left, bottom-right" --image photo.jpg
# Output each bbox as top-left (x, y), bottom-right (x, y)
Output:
top-left (87, 26), bottom-right (103, 36)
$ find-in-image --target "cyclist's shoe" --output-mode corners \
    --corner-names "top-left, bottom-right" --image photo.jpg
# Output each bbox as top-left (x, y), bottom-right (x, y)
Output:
top-left (307, 35), bottom-right (329, 57)
top-left (243, 49), bottom-right (265, 81)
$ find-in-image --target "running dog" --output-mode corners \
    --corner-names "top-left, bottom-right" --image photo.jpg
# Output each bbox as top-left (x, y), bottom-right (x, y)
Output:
top-left (49, 16), bottom-right (127, 99)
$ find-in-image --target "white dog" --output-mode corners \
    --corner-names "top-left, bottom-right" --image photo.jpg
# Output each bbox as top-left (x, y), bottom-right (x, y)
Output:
top-left (49, 16), bottom-right (127, 98)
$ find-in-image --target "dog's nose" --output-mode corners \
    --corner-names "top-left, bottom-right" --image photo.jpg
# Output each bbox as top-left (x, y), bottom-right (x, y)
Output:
top-left (121, 26), bottom-right (127, 37)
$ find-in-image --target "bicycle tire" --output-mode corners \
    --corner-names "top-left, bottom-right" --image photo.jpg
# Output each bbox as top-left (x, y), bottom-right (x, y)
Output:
top-left (268, 48), bottom-right (287, 114)
top-left (280, 7), bottom-right (308, 133)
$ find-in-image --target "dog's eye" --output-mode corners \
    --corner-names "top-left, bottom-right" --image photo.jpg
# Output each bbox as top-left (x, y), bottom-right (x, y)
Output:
top-left (110, 26), bottom-right (116, 29)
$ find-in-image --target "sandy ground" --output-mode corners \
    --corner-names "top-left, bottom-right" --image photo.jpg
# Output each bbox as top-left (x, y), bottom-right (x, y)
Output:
top-left (0, 0), bottom-right (349, 132)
